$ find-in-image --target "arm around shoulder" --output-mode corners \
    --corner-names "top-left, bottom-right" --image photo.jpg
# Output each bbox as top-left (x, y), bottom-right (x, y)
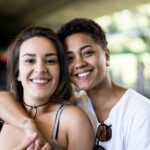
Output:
top-left (0, 91), bottom-right (30, 129)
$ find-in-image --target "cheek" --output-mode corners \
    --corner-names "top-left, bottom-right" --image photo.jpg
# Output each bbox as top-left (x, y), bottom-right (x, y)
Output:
top-left (18, 67), bottom-right (24, 78)
top-left (18, 62), bottom-right (26, 74)
top-left (19, 66), bottom-right (31, 84)
top-left (68, 64), bottom-right (73, 75)
top-left (52, 65), bottom-right (60, 79)
top-left (68, 65), bottom-right (74, 82)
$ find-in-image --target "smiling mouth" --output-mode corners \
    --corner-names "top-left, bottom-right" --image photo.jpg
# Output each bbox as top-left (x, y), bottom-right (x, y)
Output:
top-left (74, 69), bottom-right (93, 79)
top-left (31, 79), bottom-right (51, 84)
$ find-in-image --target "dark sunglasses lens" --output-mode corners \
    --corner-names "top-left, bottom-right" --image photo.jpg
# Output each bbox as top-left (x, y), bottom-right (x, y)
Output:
top-left (94, 145), bottom-right (105, 150)
top-left (96, 123), bottom-right (112, 141)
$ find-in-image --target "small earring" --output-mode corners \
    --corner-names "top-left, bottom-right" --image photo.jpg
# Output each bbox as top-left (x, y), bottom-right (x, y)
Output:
top-left (17, 76), bottom-right (21, 81)
top-left (10, 80), bottom-right (16, 92)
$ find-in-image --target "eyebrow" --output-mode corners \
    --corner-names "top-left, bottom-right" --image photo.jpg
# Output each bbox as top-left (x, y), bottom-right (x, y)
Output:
top-left (22, 53), bottom-right (57, 57)
top-left (67, 45), bottom-right (93, 54)
top-left (80, 45), bottom-right (93, 51)
top-left (45, 53), bottom-right (57, 57)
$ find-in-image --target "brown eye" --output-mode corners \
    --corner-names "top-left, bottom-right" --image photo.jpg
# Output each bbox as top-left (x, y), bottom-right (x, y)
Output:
top-left (45, 58), bottom-right (58, 64)
top-left (46, 59), bottom-right (56, 64)
top-left (25, 59), bottom-right (35, 64)
top-left (67, 55), bottom-right (74, 63)
top-left (82, 50), bottom-right (94, 57)
top-left (45, 55), bottom-right (58, 64)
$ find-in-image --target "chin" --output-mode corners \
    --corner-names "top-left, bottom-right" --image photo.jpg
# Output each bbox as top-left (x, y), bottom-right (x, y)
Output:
top-left (73, 79), bottom-right (93, 91)
top-left (76, 84), bottom-right (90, 91)
top-left (34, 93), bottom-right (51, 100)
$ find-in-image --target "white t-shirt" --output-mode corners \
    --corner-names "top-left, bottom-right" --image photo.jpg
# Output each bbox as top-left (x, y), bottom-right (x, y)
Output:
top-left (76, 89), bottom-right (150, 150)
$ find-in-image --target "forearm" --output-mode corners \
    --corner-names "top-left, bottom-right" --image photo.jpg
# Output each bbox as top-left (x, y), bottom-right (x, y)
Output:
top-left (0, 91), bottom-right (31, 129)
top-left (0, 91), bottom-right (50, 148)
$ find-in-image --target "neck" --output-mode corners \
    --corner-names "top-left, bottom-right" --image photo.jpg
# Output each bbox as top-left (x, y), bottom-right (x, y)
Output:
top-left (87, 77), bottom-right (113, 103)
top-left (23, 97), bottom-right (51, 118)
top-left (87, 80), bottom-right (126, 122)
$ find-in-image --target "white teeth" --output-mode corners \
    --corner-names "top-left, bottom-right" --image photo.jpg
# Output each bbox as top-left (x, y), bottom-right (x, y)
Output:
top-left (78, 71), bottom-right (90, 78)
top-left (32, 80), bottom-right (49, 84)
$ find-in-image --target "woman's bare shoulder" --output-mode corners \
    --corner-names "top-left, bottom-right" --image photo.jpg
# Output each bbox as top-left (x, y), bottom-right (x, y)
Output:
top-left (59, 104), bottom-right (95, 150)
top-left (61, 104), bottom-right (92, 129)
top-left (64, 104), bottom-right (88, 117)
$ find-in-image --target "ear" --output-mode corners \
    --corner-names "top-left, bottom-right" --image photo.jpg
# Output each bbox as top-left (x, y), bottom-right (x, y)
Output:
top-left (17, 71), bottom-right (21, 81)
top-left (105, 48), bottom-right (110, 66)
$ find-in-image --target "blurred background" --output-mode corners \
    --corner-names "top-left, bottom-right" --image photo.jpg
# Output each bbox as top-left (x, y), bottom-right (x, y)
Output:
top-left (0, 0), bottom-right (150, 98)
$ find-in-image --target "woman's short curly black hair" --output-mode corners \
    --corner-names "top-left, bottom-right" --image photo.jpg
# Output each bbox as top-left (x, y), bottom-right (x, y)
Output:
top-left (57, 18), bottom-right (108, 50)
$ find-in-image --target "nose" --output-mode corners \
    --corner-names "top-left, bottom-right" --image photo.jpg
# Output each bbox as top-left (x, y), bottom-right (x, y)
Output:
top-left (74, 57), bottom-right (87, 69)
top-left (34, 60), bottom-right (47, 73)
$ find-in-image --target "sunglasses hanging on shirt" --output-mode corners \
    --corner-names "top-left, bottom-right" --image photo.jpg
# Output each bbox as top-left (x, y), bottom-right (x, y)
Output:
top-left (93, 122), bottom-right (112, 150)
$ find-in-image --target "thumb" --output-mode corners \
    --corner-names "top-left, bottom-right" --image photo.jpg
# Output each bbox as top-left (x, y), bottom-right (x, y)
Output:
top-left (26, 143), bottom-right (35, 150)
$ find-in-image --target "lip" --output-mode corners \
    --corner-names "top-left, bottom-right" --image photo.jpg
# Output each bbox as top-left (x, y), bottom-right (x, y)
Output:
top-left (30, 76), bottom-right (51, 85)
top-left (73, 68), bottom-right (94, 79)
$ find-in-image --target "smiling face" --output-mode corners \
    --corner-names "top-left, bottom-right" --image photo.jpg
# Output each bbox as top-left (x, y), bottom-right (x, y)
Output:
top-left (18, 36), bottom-right (60, 103)
top-left (65, 33), bottom-right (110, 91)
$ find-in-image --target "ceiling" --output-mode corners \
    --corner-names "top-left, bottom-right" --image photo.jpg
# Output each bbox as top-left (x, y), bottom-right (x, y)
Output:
top-left (0, 0), bottom-right (150, 48)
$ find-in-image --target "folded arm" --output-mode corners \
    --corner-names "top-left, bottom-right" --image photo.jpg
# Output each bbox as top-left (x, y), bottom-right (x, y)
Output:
top-left (0, 91), bottom-right (50, 149)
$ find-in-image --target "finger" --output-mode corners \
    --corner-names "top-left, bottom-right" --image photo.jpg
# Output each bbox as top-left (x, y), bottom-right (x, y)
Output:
top-left (26, 143), bottom-right (35, 150)
top-left (41, 143), bottom-right (51, 150)
top-left (14, 133), bottom-right (37, 150)
top-left (34, 139), bottom-right (43, 149)
top-left (14, 140), bottom-right (33, 150)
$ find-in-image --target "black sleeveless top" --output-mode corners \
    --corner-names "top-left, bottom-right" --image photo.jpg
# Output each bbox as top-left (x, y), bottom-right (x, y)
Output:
top-left (51, 104), bottom-right (66, 150)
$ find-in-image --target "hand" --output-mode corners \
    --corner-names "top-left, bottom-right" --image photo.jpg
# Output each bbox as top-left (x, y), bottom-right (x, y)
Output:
top-left (23, 119), bottom-right (51, 149)
top-left (13, 133), bottom-right (37, 150)
top-left (14, 133), bottom-right (51, 150)
top-left (31, 134), bottom-right (51, 150)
